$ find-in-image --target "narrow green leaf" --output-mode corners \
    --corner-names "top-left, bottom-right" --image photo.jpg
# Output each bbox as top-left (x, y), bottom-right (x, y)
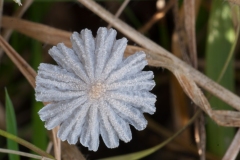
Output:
top-left (5, 88), bottom-right (20, 160)
top-left (101, 143), bottom-right (162, 160)
top-left (205, 1), bottom-right (236, 157)
top-left (28, 2), bottom-right (51, 150)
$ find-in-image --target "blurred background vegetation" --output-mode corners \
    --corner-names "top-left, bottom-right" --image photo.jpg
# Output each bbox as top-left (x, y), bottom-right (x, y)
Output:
top-left (0, 0), bottom-right (239, 159)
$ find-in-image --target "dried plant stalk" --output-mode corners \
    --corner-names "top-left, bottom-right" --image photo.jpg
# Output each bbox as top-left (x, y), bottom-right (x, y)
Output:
top-left (184, 0), bottom-right (197, 68)
top-left (174, 69), bottom-right (240, 127)
top-left (184, 1), bottom-right (205, 159)
top-left (1, 16), bottom-right (71, 47)
top-left (0, 148), bottom-right (53, 160)
top-left (0, 16), bottom-right (168, 67)
top-left (52, 126), bottom-right (61, 160)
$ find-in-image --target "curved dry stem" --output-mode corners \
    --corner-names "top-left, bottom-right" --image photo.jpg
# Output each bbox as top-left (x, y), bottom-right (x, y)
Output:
top-left (52, 126), bottom-right (61, 160)
top-left (0, 129), bottom-right (54, 159)
top-left (174, 69), bottom-right (240, 127)
top-left (0, 148), bottom-right (54, 160)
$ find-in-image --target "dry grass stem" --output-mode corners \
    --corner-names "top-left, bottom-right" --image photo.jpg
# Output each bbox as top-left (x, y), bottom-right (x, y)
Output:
top-left (0, 148), bottom-right (54, 160)
top-left (175, 70), bottom-right (240, 126)
top-left (2, 16), bottom-right (72, 47)
top-left (46, 142), bottom-right (53, 154)
top-left (184, 1), bottom-right (205, 159)
top-left (0, 16), bottom-right (163, 67)
top-left (107, 0), bottom-right (130, 28)
top-left (52, 126), bottom-right (61, 160)
top-left (184, 0), bottom-right (197, 68)
top-left (222, 128), bottom-right (240, 160)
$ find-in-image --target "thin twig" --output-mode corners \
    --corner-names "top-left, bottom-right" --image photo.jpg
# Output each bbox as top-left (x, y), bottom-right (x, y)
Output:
top-left (138, 0), bottom-right (175, 33)
top-left (0, 148), bottom-right (54, 160)
top-left (52, 126), bottom-right (61, 160)
top-left (108, 0), bottom-right (130, 28)
top-left (184, 0), bottom-right (197, 68)
top-left (46, 142), bottom-right (53, 154)
top-left (184, 0), bottom-right (205, 159)
top-left (77, 0), bottom-right (240, 112)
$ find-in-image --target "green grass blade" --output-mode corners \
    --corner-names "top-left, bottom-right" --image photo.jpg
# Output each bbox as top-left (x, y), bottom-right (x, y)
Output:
top-left (28, 1), bottom-right (52, 150)
top-left (5, 88), bottom-right (20, 160)
top-left (30, 38), bottom-right (47, 150)
top-left (205, 1), bottom-right (236, 157)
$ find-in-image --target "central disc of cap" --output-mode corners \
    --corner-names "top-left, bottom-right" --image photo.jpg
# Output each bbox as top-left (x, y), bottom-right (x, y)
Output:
top-left (89, 83), bottom-right (106, 99)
